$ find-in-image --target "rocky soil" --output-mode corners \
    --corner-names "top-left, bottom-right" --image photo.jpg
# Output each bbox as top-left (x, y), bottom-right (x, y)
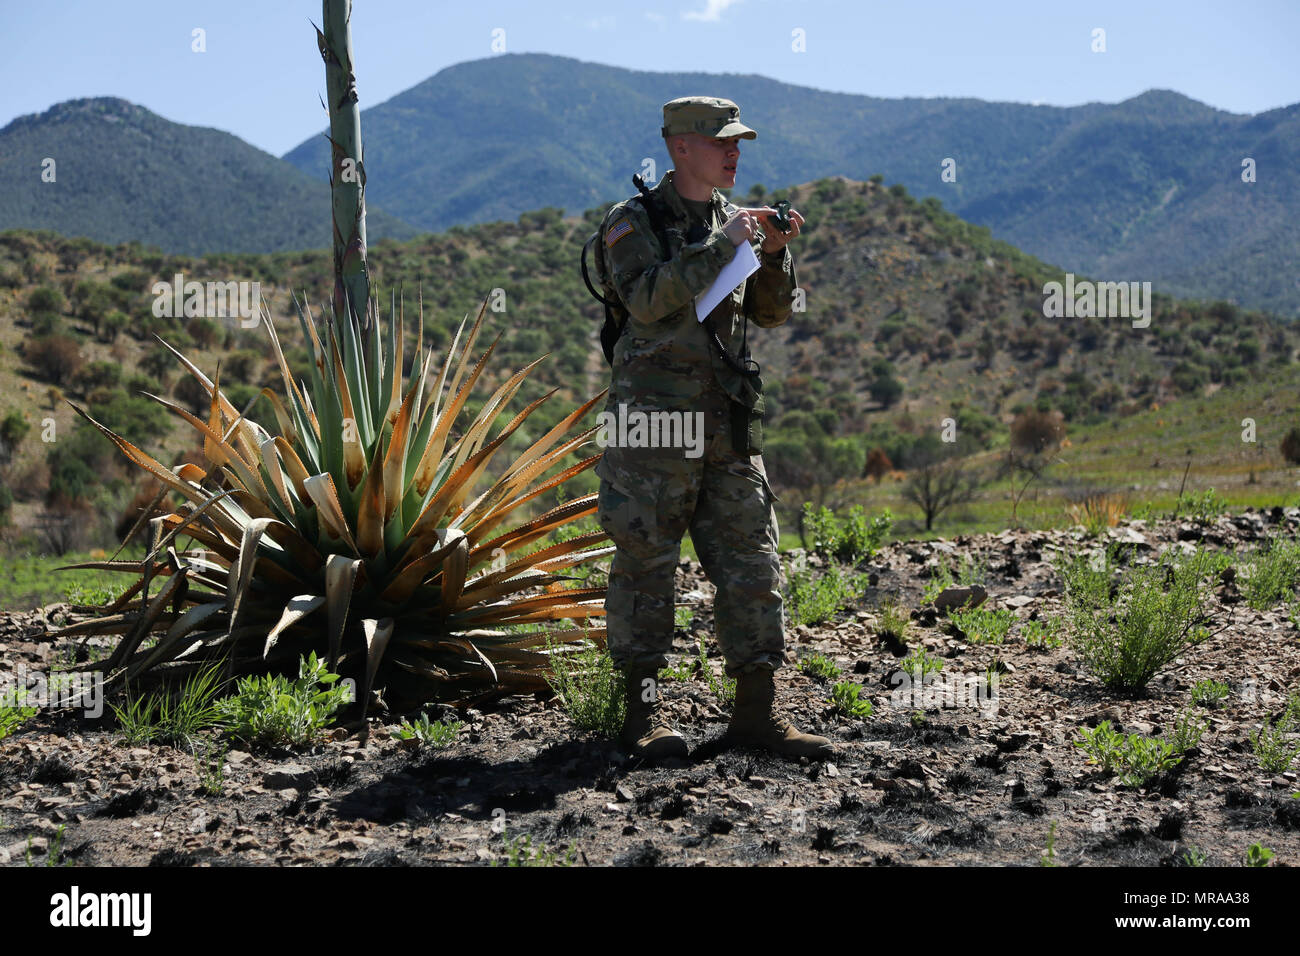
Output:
top-left (2, 510), bottom-right (1299, 867)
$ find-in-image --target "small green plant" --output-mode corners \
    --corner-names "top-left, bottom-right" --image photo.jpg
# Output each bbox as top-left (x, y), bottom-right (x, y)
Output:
top-left (215, 652), bottom-right (351, 747)
top-left (877, 596), bottom-right (910, 644)
top-left (802, 502), bottom-right (892, 563)
top-left (654, 633), bottom-right (734, 703)
top-left (1250, 696), bottom-right (1300, 773)
top-left (830, 681), bottom-right (873, 719)
top-left (1174, 488), bottom-right (1229, 526)
top-left (910, 709), bottom-right (926, 728)
top-left (948, 606), bottom-right (1017, 645)
top-left (1241, 536), bottom-right (1300, 611)
top-left (1065, 547), bottom-right (1217, 693)
top-left (111, 662), bottom-right (228, 748)
top-left (391, 712), bottom-right (462, 747)
top-left (1180, 844), bottom-right (1206, 867)
top-left (921, 563), bottom-right (956, 606)
top-left (1039, 820), bottom-right (1059, 867)
top-left (702, 642), bottom-right (737, 706)
top-left (65, 582), bottom-right (123, 607)
top-left (799, 653), bottom-right (842, 682)
top-left (901, 646), bottom-right (944, 682)
top-left (1164, 707), bottom-right (1208, 753)
top-left (492, 830), bottom-right (577, 867)
top-left (1191, 678), bottom-right (1231, 708)
top-left (1074, 720), bottom-right (1183, 787)
top-left (785, 557), bottom-right (866, 627)
top-left (546, 638), bottom-right (625, 737)
top-left (1245, 843), bottom-right (1274, 867)
top-left (673, 605), bottom-right (695, 631)
top-left (194, 741), bottom-right (227, 796)
top-left (27, 824), bottom-right (70, 867)
top-left (1020, 618), bottom-right (1062, 649)
top-left (920, 553), bottom-right (986, 605)
top-left (0, 688), bottom-right (39, 741)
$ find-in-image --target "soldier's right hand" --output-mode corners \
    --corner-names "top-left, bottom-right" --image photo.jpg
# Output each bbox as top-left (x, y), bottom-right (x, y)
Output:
top-left (723, 207), bottom-right (777, 246)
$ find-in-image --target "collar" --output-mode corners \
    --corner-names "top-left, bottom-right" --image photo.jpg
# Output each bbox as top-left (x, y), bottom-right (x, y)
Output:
top-left (658, 169), bottom-right (727, 223)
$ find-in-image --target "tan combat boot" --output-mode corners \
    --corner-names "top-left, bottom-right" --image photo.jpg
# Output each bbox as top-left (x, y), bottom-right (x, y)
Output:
top-left (620, 664), bottom-right (688, 760)
top-left (727, 668), bottom-right (835, 759)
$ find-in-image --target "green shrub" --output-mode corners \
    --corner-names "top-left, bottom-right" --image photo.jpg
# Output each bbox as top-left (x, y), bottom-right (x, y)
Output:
top-left (801, 502), bottom-right (892, 563)
top-left (948, 606), bottom-right (1017, 645)
top-left (1191, 679), bottom-right (1230, 708)
top-left (0, 688), bottom-right (39, 740)
top-left (830, 681), bottom-right (873, 719)
top-left (1245, 843), bottom-right (1275, 867)
top-left (546, 639), bottom-right (625, 736)
top-left (1173, 488), bottom-right (1228, 525)
top-left (215, 653), bottom-right (351, 746)
top-left (1241, 536), bottom-right (1300, 610)
top-left (111, 663), bottom-right (227, 748)
top-left (785, 558), bottom-right (866, 627)
top-left (1020, 618), bottom-right (1062, 649)
top-left (877, 596), bottom-right (910, 643)
top-left (492, 830), bottom-right (576, 867)
top-left (1250, 695), bottom-right (1300, 773)
top-left (799, 653), bottom-right (842, 682)
top-left (391, 713), bottom-right (462, 747)
top-left (1075, 721), bottom-right (1183, 787)
top-left (1065, 548), bottom-right (1216, 693)
top-left (901, 646), bottom-right (943, 682)
top-left (1164, 707), bottom-right (1209, 753)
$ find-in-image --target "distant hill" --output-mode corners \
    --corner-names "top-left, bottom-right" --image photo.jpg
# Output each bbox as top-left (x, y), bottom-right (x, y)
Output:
top-left (0, 98), bottom-right (420, 255)
top-left (281, 54), bottom-right (1300, 317)
top-left (1, 175), bottom-right (1296, 551)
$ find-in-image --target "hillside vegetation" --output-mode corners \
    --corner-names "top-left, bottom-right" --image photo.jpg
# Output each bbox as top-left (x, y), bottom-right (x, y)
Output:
top-left (0, 98), bottom-right (419, 255)
top-left (0, 175), bottom-right (1296, 572)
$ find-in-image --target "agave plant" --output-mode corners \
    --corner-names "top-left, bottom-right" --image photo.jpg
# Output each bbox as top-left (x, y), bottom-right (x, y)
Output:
top-left (51, 295), bottom-right (612, 714)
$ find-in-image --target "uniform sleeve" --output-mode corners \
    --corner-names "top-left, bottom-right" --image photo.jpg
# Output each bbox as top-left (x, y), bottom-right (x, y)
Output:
top-left (604, 201), bottom-right (736, 325)
top-left (743, 243), bottom-right (798, 328)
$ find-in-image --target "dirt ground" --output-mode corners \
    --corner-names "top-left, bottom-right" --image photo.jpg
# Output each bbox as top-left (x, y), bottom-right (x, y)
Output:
top-left (2, 509), bottom-right (1298, 867)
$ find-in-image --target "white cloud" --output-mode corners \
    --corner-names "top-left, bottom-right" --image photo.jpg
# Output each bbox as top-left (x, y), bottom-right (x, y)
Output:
top-left (585, 15), bottom-right (616, 30)
top-left (683, 0), bottom-right (742, 23)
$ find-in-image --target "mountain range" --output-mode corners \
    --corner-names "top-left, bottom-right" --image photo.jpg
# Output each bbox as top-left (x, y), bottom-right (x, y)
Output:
top-left (2, 54), bottom-right (1297, 315)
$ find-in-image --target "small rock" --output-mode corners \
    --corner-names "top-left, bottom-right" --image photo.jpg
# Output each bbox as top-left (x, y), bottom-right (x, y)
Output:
top-left (933, 585), bottom-right (987, 612)
top-left (615, 784), bottom-right (634, 803)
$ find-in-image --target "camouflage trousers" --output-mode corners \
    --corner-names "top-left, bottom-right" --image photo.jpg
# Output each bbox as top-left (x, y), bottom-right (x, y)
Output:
top-left (596, 393), bottom-right (785, 676)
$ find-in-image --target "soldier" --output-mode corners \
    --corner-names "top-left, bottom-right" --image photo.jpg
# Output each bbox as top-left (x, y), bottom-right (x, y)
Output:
top-left (594, 95), bottom-right (834, 761)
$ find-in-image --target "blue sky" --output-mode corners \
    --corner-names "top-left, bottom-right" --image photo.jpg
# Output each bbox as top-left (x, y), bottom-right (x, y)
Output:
top-left (3, 0), bottom-right (1297, 156)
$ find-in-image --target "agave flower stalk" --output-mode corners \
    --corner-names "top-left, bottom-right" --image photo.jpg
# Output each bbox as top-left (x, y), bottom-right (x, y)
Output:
top-left (52, 295), bottom-right (612, 714)
top-left (319, 0), bottom-right (369, 328)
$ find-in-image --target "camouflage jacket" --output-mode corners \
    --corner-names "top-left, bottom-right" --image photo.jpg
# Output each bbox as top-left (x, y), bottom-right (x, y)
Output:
top-left (597, 169), bottom-right (798, 413)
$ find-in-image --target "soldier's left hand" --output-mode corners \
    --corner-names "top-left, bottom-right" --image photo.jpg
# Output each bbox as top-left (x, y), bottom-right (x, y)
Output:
top-left (759, 207), bottom-right (803, 254)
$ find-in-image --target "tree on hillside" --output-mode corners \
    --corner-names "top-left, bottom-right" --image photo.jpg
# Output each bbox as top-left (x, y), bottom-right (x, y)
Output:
top-left (25, 334), bottom-right (84, 386)
top-left (1281, 427), bottom-right (1300, 466)
top-left (901, 435), bottom-right (984, 531)
top-left (1004, 408), bottom-right (1066, 526)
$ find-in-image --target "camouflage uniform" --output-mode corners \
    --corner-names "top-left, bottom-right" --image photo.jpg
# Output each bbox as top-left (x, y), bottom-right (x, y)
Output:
top-left (596, 99), bottom-right (799, 677)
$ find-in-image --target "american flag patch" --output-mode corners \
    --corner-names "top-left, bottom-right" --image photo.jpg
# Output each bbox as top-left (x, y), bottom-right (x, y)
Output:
top-left (605, 217), bottom-right (634, 247)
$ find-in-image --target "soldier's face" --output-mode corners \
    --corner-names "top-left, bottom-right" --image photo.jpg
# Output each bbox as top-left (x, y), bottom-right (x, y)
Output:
top-left (680, 134), bottom-right (741, 189)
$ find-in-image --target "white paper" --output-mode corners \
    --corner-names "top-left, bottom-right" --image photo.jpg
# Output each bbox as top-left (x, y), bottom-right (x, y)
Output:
top-left (695, 241), bottom-right (760, 323)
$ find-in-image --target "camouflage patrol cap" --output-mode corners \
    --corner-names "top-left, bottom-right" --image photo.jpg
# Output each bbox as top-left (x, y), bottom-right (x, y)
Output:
top-left (661, 96), bottom-right (756, 140)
